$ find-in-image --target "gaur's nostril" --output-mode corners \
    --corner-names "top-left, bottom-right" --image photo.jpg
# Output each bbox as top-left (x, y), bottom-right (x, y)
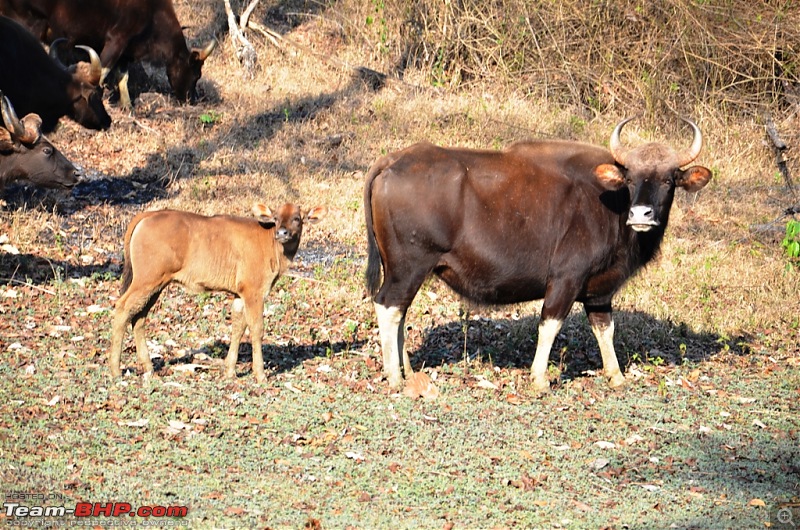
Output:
top-left (629, 207), bottom-right (654, 219)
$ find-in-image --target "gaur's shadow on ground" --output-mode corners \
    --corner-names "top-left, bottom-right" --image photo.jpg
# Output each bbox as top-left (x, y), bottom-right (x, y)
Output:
top-left (0, 252), bottom-right (116, 286)
top-left (0, 155), bottom-right (184, 213)
top-left (411, 310), bottom-right (753, 380)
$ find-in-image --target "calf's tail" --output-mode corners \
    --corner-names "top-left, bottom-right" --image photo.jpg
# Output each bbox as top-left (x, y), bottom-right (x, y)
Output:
top-left (119, 213), bottom-right (144, 296)
top-left (364, 157), bottom-right (391, 298)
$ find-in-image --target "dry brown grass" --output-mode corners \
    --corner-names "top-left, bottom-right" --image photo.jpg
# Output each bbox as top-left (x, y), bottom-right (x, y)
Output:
top-left (1, 0), bottom-right (797, 363)
top-left (0, 3), bottom-right (798, 528)
top-left (329, 0), bottom-right (800, 117)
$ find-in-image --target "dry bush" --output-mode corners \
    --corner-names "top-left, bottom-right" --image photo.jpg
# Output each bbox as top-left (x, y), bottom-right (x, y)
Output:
top-left (328, 0), bottom-right (800, 121)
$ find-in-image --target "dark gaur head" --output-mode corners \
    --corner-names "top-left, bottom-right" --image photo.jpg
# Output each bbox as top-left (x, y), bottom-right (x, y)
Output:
top-left (50, 40), bottom-right (111, 130)
top-left (595, 117), bottom-right (712, 232)
top-left (168, 39), bottom-right (216, 103)
top-left (1, 92), bottom-right (81, 189)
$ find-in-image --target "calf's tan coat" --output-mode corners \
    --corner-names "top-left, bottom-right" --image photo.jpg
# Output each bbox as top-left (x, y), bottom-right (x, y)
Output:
top-left (109, 203), bottom-right (326, 381)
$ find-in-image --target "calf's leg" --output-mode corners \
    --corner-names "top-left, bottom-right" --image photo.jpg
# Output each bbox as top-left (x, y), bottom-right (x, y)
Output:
top-left (243, 295), bottom-right (267, 383)
top-left (225, 298), bottom-right (247, 379)
top-left (109, 288), bottom-right (161, 377)
top-left (109, 310), bottom-right (129, 377)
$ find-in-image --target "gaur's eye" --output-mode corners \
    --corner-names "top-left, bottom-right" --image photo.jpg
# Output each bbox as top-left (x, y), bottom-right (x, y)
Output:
top-left (43, 147), bottom-right (53, 156)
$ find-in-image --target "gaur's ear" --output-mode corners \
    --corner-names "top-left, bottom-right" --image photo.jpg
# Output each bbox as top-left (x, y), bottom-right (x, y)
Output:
top-left (252, 203), bottom-right (276, 227)
top-left (0, 128), bottom-right (13, 151)
top-left (594, 164), bottom-right (625, 190)
top-left (304, 206), bottom-right (328, 224)
top-left (676, 166), bottom-right (712, 193)
top-left (19, 114), bottom-right (42, 144)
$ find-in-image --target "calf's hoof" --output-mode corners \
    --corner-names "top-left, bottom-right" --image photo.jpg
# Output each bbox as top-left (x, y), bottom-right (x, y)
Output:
top-left (224, 367), bottom-right (237, 379)
top-left (254, 372), bottom-right (267, 384)
top-left (385, 372), bottom-right (405, 390)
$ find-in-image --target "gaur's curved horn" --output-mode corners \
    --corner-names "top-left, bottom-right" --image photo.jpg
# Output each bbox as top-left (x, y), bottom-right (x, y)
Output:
top-left (609, 116), bottom-right (636, 166)
top-left (196, 39), bottom-right (217, 60)
top-left (75, 45), bottom-right (103, 84)
top-left (677, 118), bottom-right (703, 167)
top-left (49, 38), bottom-right (68, 65)
top-left (0, 92), bottom-right (25, 140)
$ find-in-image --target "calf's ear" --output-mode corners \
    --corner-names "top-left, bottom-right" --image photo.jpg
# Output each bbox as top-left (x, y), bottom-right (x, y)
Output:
top-left (594, 164), bottom-right (626, 190)
top-left (676, 166), bottom-right (712, 193)
top-left (252, 203), bottom-right (276, 227)
top-left (304, 206), bottom-right (328, 224)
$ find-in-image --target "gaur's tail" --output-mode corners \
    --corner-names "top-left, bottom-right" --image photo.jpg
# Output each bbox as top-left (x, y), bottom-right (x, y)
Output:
top-left (364, 156), bottom-right (392, 297)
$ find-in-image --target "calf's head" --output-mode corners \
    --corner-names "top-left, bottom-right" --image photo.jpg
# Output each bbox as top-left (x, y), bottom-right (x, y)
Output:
top-left (595, 117), bottom-right (712, 232)
top-left (1, 93), bottom-right (80, 189)
top-left (251, 202), bottom-right (328, 258)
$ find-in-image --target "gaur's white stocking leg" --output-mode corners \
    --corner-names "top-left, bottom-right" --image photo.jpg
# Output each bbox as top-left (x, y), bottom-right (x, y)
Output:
top-left (531, 318), bottom-right (562, 393)
top-left (375, 303), bottom-right (407, 389)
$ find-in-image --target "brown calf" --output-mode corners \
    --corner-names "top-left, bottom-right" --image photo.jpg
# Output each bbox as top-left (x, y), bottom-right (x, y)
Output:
top-left (109, 203), bottom-right (327, 381)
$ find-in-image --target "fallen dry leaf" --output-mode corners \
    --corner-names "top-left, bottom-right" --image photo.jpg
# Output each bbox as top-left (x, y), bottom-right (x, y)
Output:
top-left (171, 364), bottom-right (206, 373)
top-left (571, 499), bottom-right (593, 511)
top-left (119, 418), bottom-right (149, 427)
top-left (403, 372), bottom-right (439, 400)
top-left (506, 393), bottom-right (524, 405)
top-left (624, 434), bottom-right (644, 446)
top-left (748, 498), bottom-right (766, 507)
top-left (357, 491), bottom-right (372, 502)
top-left (593, 440), bottom-right (616, 450)
top-left (475, 377), bottom-right (498, 390)
top-left (345, 451), bottom-right (365, 462)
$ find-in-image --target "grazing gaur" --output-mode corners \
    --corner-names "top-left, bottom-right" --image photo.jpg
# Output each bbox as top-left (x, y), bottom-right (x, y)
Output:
top-left (0, 16), bottom-right (109, 133)
top-left (364, 117), bottom-right (712, 392)
top-left (0, 0), bottom-right (217, 108)
top-left (109, 203), bottom-right (328, 382)
top-left (0, 91), bottom-right (81, 189)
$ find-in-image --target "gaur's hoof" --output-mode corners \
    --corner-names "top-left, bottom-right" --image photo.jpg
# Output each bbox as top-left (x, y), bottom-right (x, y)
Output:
top-left (608, 373), bottom-right (626, 389)
top-left (532, 377), bottom-right (551, 395)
